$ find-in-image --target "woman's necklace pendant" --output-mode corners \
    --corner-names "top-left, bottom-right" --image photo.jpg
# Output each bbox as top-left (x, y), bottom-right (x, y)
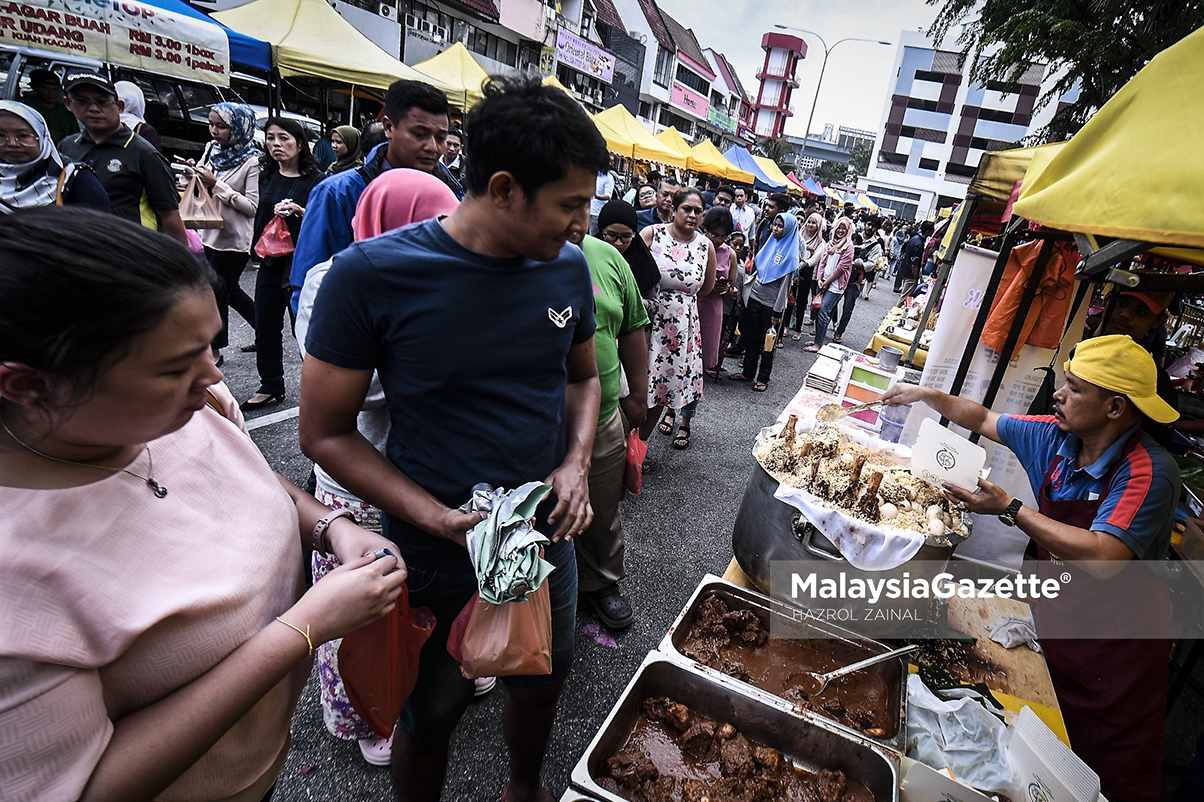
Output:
top-left (148, 480), bottom-right (168, 499)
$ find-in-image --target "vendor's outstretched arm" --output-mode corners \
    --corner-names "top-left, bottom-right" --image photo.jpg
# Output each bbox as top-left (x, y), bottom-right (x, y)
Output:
top-left (942, 477), bottom-right (1134, 577)
top-left (880, 385), bottom-right (1003, 444)
top-left (298, 356), bottom-right (484, 547)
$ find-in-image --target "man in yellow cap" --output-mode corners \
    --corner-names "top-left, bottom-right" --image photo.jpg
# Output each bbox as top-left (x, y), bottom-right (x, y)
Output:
top-left (883, 334), bottom-right (1178, 802)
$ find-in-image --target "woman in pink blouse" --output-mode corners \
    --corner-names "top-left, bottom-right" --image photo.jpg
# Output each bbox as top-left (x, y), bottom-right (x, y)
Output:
top-left (0, 208), bottom-right (410, 802)
top-left (699, 206), bottom-right (737, 379)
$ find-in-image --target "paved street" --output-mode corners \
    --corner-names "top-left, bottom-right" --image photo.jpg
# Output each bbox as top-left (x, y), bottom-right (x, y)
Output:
top-left (221, 266), bottom-right (1203, 801)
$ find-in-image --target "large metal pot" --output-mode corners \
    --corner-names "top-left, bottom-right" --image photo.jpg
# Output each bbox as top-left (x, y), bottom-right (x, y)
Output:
top-left (732, 461), bottom-right (959, 634)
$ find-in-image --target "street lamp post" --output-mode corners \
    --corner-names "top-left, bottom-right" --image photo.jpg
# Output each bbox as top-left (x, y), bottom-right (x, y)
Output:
top-left (773, 24), bottom-right (890, 170)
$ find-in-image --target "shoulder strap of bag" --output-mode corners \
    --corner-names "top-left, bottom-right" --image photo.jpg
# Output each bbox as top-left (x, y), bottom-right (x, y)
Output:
top-left (54, 168), bottom-right (68, 206)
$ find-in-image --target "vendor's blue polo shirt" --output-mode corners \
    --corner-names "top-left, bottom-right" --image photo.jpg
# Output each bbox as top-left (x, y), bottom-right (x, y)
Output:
top-left (997, 414), bottom-right (1178, 560)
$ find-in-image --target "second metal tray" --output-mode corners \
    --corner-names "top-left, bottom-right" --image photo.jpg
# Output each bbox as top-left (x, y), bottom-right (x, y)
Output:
top-left (658, 574), bottom-right (908, 753)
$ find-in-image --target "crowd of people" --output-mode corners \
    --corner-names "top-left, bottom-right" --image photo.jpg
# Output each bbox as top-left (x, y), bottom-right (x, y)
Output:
top-left (1, 67), bottom-right (961, 802)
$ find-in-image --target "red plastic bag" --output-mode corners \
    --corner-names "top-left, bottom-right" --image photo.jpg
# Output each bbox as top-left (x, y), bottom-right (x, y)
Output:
top-left (338, 585), bottom-right (435, 738)
top-left (446, 582), bottom-right (552, 679)
top-left (623, 431), bottom-right (647, 495)
top-left (254, 214), bottom-right (294, 258)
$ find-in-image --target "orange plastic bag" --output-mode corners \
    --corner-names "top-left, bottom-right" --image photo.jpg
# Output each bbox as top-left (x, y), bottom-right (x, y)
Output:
top-left (623, 431), bottom-right (647, 495)
top-left (338, 585), bottom-right (435, 738)
top-left (254, 214), bottom-right (294, 258)
top-left (446, 581), bottom-right (552, 679)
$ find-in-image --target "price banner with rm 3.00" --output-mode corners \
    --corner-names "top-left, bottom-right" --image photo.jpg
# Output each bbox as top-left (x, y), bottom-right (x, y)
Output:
top-left (0, 0), bottom-right (231, 86)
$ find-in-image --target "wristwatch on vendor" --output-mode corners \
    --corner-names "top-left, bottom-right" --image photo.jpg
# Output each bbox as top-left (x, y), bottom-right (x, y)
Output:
top-left (999, 498), bottom-right (1023, 527)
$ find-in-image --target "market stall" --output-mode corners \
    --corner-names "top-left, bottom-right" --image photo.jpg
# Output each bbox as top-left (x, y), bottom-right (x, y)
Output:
top-left (213, 0), bottom-right (454, 93)
top-left (591, 105), bottom-right (687, 169)
top-left (412, 42), bottom-right (489, 111)
top-left (721, 145), bottom-right (787, 191)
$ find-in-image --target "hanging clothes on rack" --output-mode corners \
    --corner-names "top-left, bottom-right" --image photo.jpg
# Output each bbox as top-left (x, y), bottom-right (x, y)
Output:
top-left (982, 238), bottom-right (1080, 359)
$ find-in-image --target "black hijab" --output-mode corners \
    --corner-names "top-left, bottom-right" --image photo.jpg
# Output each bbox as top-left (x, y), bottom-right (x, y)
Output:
top-left (598, 199), bottom-right (660, 297)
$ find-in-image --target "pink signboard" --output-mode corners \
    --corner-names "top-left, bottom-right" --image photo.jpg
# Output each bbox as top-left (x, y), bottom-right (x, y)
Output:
top-left (670, 81), bottom-right (709, 118)
top-left (555, 27), bottom-right (615, 84)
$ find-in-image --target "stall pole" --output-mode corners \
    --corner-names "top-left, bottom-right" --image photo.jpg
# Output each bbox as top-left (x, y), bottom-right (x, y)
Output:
top-left (967, 235), bottom-right (1059, 444)
top-left (270, 68), bottom-right (282, 119)
top-left (349, 85), bottom-right (357, 128)
top-left (940, 224), bottom-right (1021, 425)
top-left (905, 194), bottom-right (980, 365)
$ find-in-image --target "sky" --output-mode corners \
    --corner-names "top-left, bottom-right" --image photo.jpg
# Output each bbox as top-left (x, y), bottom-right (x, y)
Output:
top-left (652, 0), bottom-right (945, 140)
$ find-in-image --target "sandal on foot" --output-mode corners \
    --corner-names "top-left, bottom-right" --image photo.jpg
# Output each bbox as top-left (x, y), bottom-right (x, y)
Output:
top-left (672, 427), bottom-right (691, 449)
top-left (729, 372), bottom-right (752, 382)
top-left (358, 735), bottom-right (393, 766)
top-left (791, 332), bottom-right (803, 341)
top-left (803, 343), bottom-right (820, 352)
top-left (752, 382), bottom-right (768, 392)
top-left (642, 457), bottom-right (653, 473)
top-left (832, 336), bottom-right (843, 344)
top-left (657, 412), bottom-right (675, 436)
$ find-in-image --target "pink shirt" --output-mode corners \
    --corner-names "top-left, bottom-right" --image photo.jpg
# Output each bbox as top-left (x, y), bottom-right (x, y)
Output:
top-left (0, 388), bottom-right (306, 802)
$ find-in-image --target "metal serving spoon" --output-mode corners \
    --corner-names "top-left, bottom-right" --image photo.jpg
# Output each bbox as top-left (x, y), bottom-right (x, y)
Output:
top-left (815, 399), bottom-right (888, 423)
top-left (798, 644), bottom-right (921, 695)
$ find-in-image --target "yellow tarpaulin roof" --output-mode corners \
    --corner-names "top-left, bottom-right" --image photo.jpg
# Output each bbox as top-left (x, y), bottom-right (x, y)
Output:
top-left (543, 75), bottom-right (574, 98)
top-left (654, 126), bottom-right (693, 161)
top-left (967, 143), bottom-right (1066, 201)
top-left (751, 156), bottom-right (798, 195)
top-left (694, 138), bottom-right (755, 183)
top-left (592, 105), bottom-right (687, 167)
top-left (1013, 25), bottom-right (1204, 250)
top-left (857, 193), bottom-right (879, 211)
top-left (412, 43), bottom-right (489, 111)
top-left (214, 0), bottom-right (454, 93)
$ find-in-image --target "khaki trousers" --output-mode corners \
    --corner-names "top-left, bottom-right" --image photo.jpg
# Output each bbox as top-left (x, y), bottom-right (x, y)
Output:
top-left (576, 408), bottom-right (627, 592)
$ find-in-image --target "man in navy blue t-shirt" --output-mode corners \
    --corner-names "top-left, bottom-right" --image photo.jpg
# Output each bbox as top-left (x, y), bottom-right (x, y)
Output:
top-left (300, 76), bottom-right (608, 802)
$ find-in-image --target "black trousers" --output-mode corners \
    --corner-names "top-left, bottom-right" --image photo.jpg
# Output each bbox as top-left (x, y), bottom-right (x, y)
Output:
top-left (739, 298), bottom-right (777, 384)
top-left (206, 247), bottom-right (254, 349)
top-left (791, 275), bottom-right (815, 331)
top-left (253, 258), bottom-right (292, 397)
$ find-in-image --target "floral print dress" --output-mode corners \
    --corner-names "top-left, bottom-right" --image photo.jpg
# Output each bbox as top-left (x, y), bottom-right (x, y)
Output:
top-left (647, 224), bottom-right (709, 409)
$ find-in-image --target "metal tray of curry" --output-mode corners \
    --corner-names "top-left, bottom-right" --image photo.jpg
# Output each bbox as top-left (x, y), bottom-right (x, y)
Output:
top-left (657, 575), bottom-right (908, 754)
top-left (570, 653), bottom-right (899, 802)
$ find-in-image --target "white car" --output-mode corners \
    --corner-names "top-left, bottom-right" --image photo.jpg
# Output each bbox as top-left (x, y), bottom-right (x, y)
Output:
top-left (251, 108), bottom-right (325, 149)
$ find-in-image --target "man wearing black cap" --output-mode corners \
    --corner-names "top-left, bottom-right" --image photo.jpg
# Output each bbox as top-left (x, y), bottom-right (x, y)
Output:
top-left (58, 72), bottom-right (187, 244)
top-left (883, 335), bottom-right (1178, 802)
top-left (21, 69), bottom-right (76, 144)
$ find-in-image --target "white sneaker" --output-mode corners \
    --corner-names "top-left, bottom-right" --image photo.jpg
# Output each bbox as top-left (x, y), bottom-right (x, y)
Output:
top-left (474, 676), bottom-right (497, 697)
top-left (357, 735), bottom-right (393, 766)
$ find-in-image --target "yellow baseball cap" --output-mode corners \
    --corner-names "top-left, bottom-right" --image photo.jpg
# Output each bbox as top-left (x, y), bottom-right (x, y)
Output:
top-left (1065, 335), bottom-right (1179, 424)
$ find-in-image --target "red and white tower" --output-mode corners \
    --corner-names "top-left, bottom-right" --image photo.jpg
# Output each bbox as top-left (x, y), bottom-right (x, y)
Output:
top-left (752, 32), bottom-right (805, 139)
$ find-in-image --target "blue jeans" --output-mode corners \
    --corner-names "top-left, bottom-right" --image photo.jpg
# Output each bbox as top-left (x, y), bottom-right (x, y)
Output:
top-left (814, 289), bottom-right (842, 347)
top-left (835, 284), bottom-right (859, 338)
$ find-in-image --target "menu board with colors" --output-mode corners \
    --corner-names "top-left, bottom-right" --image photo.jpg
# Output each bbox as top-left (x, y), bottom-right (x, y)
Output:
top-left (0, 0), bottom-right (231, 86)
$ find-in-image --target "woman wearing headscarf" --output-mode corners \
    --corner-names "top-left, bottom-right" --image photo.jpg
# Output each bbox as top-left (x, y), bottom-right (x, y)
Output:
top-left (596, 199), bottom-right (660, 300)
top-left (326, 125), bottom-right (363, 175)
top-left (115, 80), bottom-right (161, 152)
top-left (294, 168), bottom-right (459, 766)
top-left (730, 211), bottom-right (802, 391)
top-left (699, 206), bottom-right (736, 379)
top-left (805, 216), bottom-right (855, 352)
top-left (789, 211), bottom-right (826, 341)
top-left (0, 101), bottom-right (108, 213)
top-left (195, 102), bottom-right (260, 366)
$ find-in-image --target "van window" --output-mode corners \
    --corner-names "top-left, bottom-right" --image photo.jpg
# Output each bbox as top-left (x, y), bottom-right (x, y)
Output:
top-left (181, 83), bottom-right (219, 123)
top-left (149, 78), bottom-right (184, 120)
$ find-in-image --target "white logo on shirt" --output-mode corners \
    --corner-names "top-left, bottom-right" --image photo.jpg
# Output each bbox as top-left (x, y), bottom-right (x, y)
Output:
top-left (548, 306), bottom-right (572, 328)
top-left (107, 159), bottom-right (122, 173)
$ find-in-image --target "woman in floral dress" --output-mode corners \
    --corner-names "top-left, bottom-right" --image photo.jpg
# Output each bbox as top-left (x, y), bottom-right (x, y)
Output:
top-left (638, 188), bottom-right (716, 450)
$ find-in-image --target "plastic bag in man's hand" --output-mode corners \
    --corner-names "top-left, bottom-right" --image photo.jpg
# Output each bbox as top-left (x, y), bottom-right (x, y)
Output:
top-left (623, 432), bottom-right (647, 495)
top-left (339, 584), bottom-right (435, 737)
top-left (446, 580), bottom-right (552, 679)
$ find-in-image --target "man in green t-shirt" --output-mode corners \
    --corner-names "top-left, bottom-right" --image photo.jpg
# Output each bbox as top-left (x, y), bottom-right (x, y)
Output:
top-left (572, 230), bottom-right (650, 628)
top-left (22, 70), bottom-right (78, 145)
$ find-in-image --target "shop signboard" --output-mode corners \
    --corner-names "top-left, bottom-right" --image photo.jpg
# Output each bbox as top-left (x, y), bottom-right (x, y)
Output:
top-left (538, 44), bottom-right (555, 76)
top-left (707, 105), bottom-right (736, 132)
top-left (670, 80), bottom-right (708, 118)
top-left (554, 26), bottom-right (613, 84)
top-left (0, 0), bottom-right (232, 85)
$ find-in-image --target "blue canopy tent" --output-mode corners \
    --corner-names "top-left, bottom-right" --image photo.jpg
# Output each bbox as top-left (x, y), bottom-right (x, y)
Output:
top-left (146, 0), bottom-right (272, 71)
top-left (721, 146), bottom-right (786, 191)
top-left (804, 177), bottom-right (824, 196)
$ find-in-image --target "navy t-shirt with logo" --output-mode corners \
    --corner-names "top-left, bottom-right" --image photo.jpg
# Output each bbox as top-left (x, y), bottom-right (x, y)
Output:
top-left (305, 217), bottom-right (596, 571)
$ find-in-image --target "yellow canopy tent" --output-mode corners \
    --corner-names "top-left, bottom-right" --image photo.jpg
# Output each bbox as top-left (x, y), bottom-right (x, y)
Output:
top-left (654, 126), bottom-right (694, 163)
top-left (967, 143), bottom-right (1066, 201)
top-left (751, 156), bottom-right (800, 196)
top-left (543, 75), bottom-right (575, 98)
top-left (413, 42), bottom-right (489, 111)
top-left (1014, 25), bottom-right (1204, 254)
top-left (214, 0), bottom-right (454, 93)
top-left (592, 105), bottom-right (687, 167)
top-left (857, 194), bottom-right (879, 211)
top-left (693, 138), bottom-right (755, 183)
